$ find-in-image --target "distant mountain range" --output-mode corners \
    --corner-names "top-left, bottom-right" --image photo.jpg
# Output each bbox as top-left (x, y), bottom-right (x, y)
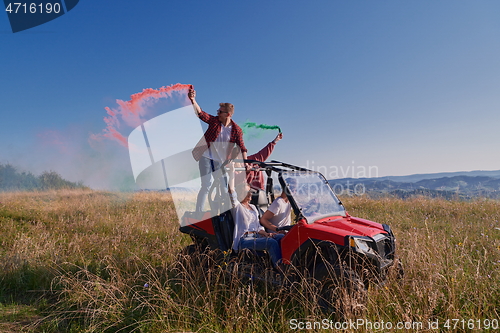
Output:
top-left (369, 170), bottom-right (500, 183)
top-left (143, 170), bottom-right (500, 200)
top-left (329, 170), bottom-right (500, 199)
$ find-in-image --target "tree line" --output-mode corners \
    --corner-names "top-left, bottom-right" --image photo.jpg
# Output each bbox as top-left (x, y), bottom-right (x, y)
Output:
top-left (0, 163), bottom-right (87, 191)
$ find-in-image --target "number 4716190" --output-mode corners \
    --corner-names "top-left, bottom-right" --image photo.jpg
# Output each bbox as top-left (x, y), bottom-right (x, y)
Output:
top-left (443, 319), bottom-right (499, 330)
top-left (5, 2), bottom-right (61, 14)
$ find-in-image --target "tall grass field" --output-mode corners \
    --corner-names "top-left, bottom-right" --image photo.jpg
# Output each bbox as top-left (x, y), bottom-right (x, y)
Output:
top-left (0, 189), bottom-right (499, 332)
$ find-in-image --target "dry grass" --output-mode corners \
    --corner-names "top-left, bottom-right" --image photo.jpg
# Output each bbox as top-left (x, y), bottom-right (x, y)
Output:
top-left (0, 190), bottom-right (499, 332)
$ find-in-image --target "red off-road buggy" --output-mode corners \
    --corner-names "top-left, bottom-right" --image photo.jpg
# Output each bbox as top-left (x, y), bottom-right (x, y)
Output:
top-left (179, 160), bottom-right (402, 313)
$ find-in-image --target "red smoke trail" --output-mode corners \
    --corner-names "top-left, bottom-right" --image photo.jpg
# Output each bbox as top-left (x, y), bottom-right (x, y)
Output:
top-left (92, 83), bottom-right (192, 147)
top-left (122, 83), bottom-right (190, 115)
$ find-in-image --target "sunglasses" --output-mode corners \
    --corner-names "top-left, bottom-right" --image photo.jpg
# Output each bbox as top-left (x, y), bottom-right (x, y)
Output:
top-left (217, 109), bottom-right (229, 114)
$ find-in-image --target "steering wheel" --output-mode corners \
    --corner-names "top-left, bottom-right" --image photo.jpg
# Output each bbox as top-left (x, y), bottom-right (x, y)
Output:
top-left (276, 225), bottom-right (294, 232)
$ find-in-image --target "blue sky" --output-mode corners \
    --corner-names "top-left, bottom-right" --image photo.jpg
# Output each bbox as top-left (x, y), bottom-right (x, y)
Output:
top-left (1, 1), bottom-right (499, 189)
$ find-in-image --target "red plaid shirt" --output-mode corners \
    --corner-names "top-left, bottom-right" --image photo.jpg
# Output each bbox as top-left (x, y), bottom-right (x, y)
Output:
top-left (192, 110), bottom-right (247, 161)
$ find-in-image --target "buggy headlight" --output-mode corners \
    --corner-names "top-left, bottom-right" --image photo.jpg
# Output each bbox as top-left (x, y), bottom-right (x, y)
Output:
top-left (349, 236), bottom-right (376, 255)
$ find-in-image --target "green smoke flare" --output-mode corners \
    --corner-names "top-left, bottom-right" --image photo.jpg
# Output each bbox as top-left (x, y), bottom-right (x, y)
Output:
top-left (242, 122), bottom-right (281, 134)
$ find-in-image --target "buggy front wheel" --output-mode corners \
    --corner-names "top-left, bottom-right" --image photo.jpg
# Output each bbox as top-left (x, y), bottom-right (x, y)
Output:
top-left (314, 264), bottom-right (367, 317)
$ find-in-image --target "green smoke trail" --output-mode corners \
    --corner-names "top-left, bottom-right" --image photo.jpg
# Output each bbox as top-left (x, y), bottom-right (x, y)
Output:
top-left (242, 122), bottom-right (281, 134)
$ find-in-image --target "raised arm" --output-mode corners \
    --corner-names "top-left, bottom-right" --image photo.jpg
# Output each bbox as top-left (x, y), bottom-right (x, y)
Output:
top-left (227, 162), bottom-right (238, 208)
top-left (188, 88), bottom-right (202, 117)
top-left (248, 132), bottom-right (283, 162)
top-left (227, 162), bottom-right (235, 193)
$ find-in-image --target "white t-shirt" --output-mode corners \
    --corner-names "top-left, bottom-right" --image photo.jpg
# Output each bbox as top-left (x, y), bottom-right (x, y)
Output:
top-left (229, 191), bottom-right (263, 251)
top-left (202, 124), bottom-right (232, 162)
top-left (267, 197), bottom-right (292, 228)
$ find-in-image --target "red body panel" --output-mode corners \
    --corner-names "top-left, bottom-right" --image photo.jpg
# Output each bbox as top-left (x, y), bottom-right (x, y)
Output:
top-left (281, 216), bottom-right (387, 263)
top-left (183, 214), bottom-right (215, 235)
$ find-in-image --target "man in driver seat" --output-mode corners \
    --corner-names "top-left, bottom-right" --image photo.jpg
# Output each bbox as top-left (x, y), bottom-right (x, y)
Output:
top-left (259, 178), bottom-right (297, 233)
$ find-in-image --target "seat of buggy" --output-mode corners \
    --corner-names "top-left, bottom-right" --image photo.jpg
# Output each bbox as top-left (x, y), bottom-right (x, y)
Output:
top-left (211, 210), bottom-right (235, 252)
top-left (251, 189), bottom-right (270, 217)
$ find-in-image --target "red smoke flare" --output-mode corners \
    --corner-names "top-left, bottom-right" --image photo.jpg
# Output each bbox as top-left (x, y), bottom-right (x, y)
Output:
top-left (92, 83), bottom-right (192, 147)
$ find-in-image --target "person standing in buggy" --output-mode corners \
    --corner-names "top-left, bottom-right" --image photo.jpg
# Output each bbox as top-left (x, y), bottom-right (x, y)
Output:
top-left (188, 88), bottom-right (249, 213)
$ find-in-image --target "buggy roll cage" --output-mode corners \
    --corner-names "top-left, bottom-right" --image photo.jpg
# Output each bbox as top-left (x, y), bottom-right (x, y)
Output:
top-left (209, 159), bottom-right (345, 223)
